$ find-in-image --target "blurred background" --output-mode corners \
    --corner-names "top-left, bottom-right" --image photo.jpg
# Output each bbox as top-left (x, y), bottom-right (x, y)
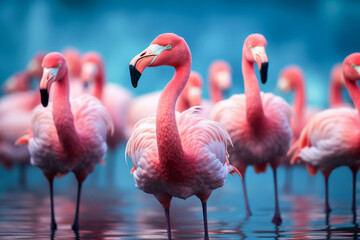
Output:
top-left (1, 0), bottom-right (360, 104)
top-left (1, 0), bottom-right (360, 239)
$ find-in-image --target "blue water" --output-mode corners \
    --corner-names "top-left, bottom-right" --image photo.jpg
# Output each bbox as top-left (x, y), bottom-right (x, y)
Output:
top-left (0, 144), bottom-right (359, 239)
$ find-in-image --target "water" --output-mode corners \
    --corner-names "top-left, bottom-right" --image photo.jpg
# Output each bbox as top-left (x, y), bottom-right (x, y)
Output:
top-left (0, 145), bottom-right (359, 239)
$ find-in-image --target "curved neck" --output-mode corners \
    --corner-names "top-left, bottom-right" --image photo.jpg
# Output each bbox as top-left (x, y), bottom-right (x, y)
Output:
top-left (52, 71), bottom-right (81, 157)
top-left (156, 61), bottom-right (191, 167)
top-left (176, 92), bottom-right (190, 112)
top-left (329, 80), bottom-right (344, 107)
top-left (93, 71), bottom-right (104, 100)
top-left (293, 79), bottom-right (305, 120)
top-left (242, 55), bottom-right (265, 126)
top-left (209, 78), bottom-right (223, 104)
top-left (345, 79), bottom-right (360, 116)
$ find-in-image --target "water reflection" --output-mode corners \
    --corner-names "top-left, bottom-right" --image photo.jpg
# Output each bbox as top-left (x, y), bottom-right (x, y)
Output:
top-left (0, 167), bottom-right (359, 239)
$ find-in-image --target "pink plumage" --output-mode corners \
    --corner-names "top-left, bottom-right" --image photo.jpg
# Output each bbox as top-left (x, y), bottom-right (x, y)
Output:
top-left (80, 52), bottom-right (132, 149)
top-left (210, 34), bottom-right (292, 224)
top-left (126, 71), bottom-right (203, 134)
top-left (291, 53), bottom-right (360, 217)
top-left (126, 33), bottom-right (239, 239)
top-left (17, 52), bottom-right (113, 231)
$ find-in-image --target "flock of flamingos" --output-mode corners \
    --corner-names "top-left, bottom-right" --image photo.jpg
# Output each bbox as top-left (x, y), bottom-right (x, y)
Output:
top-left (0, 32), bottom-right (359, 239)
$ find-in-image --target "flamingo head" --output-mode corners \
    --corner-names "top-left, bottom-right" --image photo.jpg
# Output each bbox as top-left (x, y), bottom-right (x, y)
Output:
top-left (185, 71), bottom-right (203, 107)
top-left (243, 34), bottom-right (268, 84)
top-left (64, 48), bottom-right (82, 78)
top-left (209, 60), bottom-right (232, 91)
top-left (40, 52), bottom-right (67, 107)
top-left (81, 52), bottom-right (104, 90)
top-left (277, 65), bottom-right (304, 92)
top-left (27, 52), bottom-right (46, 79)
top-left (343, 53), bottom-right (360, 82)
top-left (129, 33), bottom-right (191, 88)
top-left (3, 71), bottom-right (29, 93)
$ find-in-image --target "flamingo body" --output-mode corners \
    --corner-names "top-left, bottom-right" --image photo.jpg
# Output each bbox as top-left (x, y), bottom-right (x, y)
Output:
top-left (28, 94), bottom-right (112, 180)
top-left (127, 107), bottom-right (234, 199)
top-left (211, 93), bottom-right (292, 166)
top-left (291, 53), bottom-right (360, 218)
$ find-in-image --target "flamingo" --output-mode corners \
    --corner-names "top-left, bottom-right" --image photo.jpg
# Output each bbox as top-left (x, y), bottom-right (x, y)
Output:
top-left (276, 66), bottom-right (320, 191)
top-left (209, 34), bottom-right (292, 224)
top-left (329, 63), bottom-right (352, 108)
top-left (176, 71), bottom-right (203, 112)
top-left (3, 53), bottom-right (45, 93)
top-left (81, 52), bottom-right (133, 148)
top-left (290, 53), bottom-right (360, 218)
top-left (0, 54), bottom-right (45, 185)
top-left (16, 52), bottom-right (113, 231)
top-left (63, 48), bottom-right (85, 98)
top-left (126, 71), bottom-right (203, 133)
top-left (201, 60), bottom-right (232, 117)
top-left (126, 33), bottom-right (240, 239)
top-left (208, 60), bottom-right (232, 104)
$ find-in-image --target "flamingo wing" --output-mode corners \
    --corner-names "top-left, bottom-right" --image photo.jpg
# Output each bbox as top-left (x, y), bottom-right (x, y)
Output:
top-left (293, 108), bottom-right (360, 167)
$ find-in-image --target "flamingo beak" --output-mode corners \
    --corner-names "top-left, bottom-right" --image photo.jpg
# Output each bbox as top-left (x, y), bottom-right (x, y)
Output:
top-left (352, 64), bottom-right (360, 76)
top-left (129, 47), bottom-right (157, 88)
top-left (252, 46), bottom-right (268, 84)
top-left (188, 87), bottom-right (202, 107)
top-left (216, 71), bottom-right (232, 90)
top-left (277, 77), bottom-right (290, 92)
top-left (129, 44), bottom-right (169, 88)
top-left (39, 67), bottom-right (60, 107)
top-left (81, 62), bottom-right (97, 90)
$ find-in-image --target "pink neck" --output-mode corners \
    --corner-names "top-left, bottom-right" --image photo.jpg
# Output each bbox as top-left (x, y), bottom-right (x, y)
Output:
top-left (242, 55), bottom-right (265, 126)
top-left (292, 78), bottom-right (305, 121)
top-left (209, 78), bottom-right (223, 104)
top-left (176, 93), bottom-right (190, 112)
top-left (329, 80), bottom-right (344, 107)
top-left (93, 69), bottom-right (104, 100)
top-left (345, 79), bottom-right (360, 116)
top-left (156, 62), bottom-right (191, 168)
top-left (52, 70), bottom-right (81, 157)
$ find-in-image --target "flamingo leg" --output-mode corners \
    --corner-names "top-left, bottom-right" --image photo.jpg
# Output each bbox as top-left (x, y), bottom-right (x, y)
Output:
top-left (241, 170), bottom-right (252, 217)
top-left (352, 169), bottom-right (358, 214)
top-left (49, 178), bottom-right (57, 231)
top-left (72, 182), bottom-right (83, 231)
top-left (164, 208), bottom-right (172, 240)
top-left (201, 201), bottom-right (209, 240)
top-left (271, 167), bottom-right (282, 225)
top-left (324, 175), bottom-right (331, 214)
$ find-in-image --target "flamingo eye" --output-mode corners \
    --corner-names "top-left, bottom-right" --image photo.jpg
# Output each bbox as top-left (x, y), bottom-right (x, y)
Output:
top-left (166, 44), bottom-right (172, 49)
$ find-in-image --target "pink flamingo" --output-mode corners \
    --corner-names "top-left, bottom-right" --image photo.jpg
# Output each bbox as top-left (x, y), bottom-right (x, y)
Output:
top-left (3, 53), bottom-right (45, 93)
top-left (277, 66), bottom-right (320, 191)
top-left (126, 71), bottom-right (203, 133)
top-left (208, 60), bottom-right (232, 104)
top-left (209, 34), bottom-right (292, 224)
top-left (176, 71), bottom-right (203, 112)
top-left (17, 52), bottom-right (113, 231)
top-left (0, 54), bottom-right (45, 184)
top-left (63, 48), bottom-right (85, 98)
top-left (201, 61), bottom-right (232, 117)
top-left (329, 63), bottom-right (352, 108)
top-left (81, 52), bottom-right (133, 149)
top-left (126, 33), bottom-right (240, 239)
top-left (291, 53), bottom-right (360, 218)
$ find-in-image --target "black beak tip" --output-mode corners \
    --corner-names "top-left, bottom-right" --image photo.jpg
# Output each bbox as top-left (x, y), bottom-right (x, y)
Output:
top-left (129, 64), bottom-right (141, 88)
top-left (40, 89), bottom-right (49, 107)
top-left (260, 62), bottom-right (269, 84)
